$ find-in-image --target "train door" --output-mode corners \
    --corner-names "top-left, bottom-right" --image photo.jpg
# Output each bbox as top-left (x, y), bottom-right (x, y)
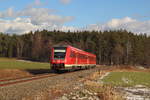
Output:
top-left (87, 56), bottom-right (89, 65)
top-left (75, 52), bottom-right (78, 65)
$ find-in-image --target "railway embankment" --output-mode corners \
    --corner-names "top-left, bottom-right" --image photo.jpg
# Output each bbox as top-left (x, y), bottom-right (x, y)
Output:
top-left (0, 66), bottom-right (149, 100)
top-left (57, 66), bottom-right (150, 100)
top-left (0, 66), bottom-right (110, 100)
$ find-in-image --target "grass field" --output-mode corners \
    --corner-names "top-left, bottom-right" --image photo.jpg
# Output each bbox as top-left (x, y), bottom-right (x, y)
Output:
top-left (101, 72), bottom-right (150, 87)
top-left (0, 58), bottom-right (50, 69)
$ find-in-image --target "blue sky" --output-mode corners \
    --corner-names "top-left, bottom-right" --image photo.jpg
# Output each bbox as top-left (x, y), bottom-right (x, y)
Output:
top-left (0, 0), bottom-right (150, 34)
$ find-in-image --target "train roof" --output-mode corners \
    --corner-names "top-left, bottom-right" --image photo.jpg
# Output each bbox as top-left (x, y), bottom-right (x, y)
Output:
top-left (53, 45), bottom-right (68, 48)
top-left (53, 45), bottom-right (96, 57)
top-left (69, 46), bottom-right (96, 57)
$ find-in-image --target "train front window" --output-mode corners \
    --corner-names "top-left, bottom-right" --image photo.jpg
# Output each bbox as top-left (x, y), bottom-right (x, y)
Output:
top-left (54, 47), bottom-right (66, 59)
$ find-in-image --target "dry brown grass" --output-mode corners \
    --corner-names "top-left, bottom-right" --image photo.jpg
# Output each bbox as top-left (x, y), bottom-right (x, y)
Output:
top-left (109, 65), bottom-right (150, 72)
top-left (83, 65), bottom-right (150, 100)
top-left (81, 68), bottom-right (122, 100)
top-left (0, 69), bottom-right (32, 79)
top-left (83, 69), bottom-right (123, 100)
top-left (84, 80), bottom-right (123, 100)
top-left (20, 66), bottom-right (148, 100)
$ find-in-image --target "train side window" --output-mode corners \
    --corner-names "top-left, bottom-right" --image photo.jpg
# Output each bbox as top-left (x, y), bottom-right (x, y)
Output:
top-left (79, 54), bottom-right (86, 59)
top-left (78, 54), bottom-right (80, 58)
top-left (81, 54), bottom-right (83, 59)
top-left (70, 51), bottom-right (75, 58)
top-left (79, 54), bottom-right (84, 59)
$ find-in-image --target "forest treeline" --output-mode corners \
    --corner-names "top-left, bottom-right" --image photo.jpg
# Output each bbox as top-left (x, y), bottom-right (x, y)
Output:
top-left (0, 30), bottom-right (150, 67)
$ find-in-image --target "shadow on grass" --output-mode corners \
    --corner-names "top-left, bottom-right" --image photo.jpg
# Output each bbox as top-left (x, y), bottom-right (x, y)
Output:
top-left (25, 69), bottom-right (53, 75)
top-left (25, 68), bottom-right (83, 75)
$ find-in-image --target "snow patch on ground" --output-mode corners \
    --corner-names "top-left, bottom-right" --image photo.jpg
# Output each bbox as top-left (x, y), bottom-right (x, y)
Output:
top-left (136, 66), bottom-right (146, 70)
top-left (99, 72), bottom-right (110, 80)
top-left (117, 86), bottom-right (150, 100)
top-left (122, 77), bottom-right (132, 84)
top-left (17, 60), bottom-right (33, 63)
top-left (17, 60), bottom-right (46, 64)
top-left (99, 72), bottom-right (110, 84)
top-left (99, 71), bottom-right (150, 100)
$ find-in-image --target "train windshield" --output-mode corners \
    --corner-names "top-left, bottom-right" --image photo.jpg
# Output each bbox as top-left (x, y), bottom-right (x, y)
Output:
top-left (54, 47), bottom-right (66, 59)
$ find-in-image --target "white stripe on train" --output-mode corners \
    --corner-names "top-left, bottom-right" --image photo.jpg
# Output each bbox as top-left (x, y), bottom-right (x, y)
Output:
top-left (65, 64), bottom-right (96, 67)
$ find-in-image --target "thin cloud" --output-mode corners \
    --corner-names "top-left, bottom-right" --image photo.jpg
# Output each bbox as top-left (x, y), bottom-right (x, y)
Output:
top-left (60, 0), bottom-right (71, 5)
top-left (0, 4), bottom-right (150, 35)
top-left (0, 6), bottom-right (74, 34)
top-left (86, 17), bottom-right (150, 35)
top-left (35, 0), bottom-right (42, 6)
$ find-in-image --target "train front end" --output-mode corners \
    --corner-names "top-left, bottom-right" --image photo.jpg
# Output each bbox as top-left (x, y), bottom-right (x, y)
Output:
top-left (50, 46), bottom-right (67, 70)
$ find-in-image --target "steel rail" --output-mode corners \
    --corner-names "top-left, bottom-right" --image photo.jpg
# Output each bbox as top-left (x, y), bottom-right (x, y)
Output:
top-left (0, 66), bottom-right (104, 87)
top-left (0, 74), bottom-right (57, 87)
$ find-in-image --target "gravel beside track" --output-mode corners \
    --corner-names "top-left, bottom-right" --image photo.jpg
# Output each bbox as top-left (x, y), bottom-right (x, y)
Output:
top-left (0, 66), bottom-right (107, 100)
top-left (0, 74), bottom-right (57, 87)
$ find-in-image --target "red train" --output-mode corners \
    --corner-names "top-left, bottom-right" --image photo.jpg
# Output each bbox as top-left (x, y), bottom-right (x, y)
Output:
top-left (50, 45), bottom-right (96, 71)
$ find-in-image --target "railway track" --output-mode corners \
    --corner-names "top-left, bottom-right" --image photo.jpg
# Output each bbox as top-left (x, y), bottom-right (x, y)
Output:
top-left (0, 66), bottom-right (106, 87)
top-left (0, 66), bottom-right (111, 100)
top-left (0, 73), bottom-right (58, 87)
